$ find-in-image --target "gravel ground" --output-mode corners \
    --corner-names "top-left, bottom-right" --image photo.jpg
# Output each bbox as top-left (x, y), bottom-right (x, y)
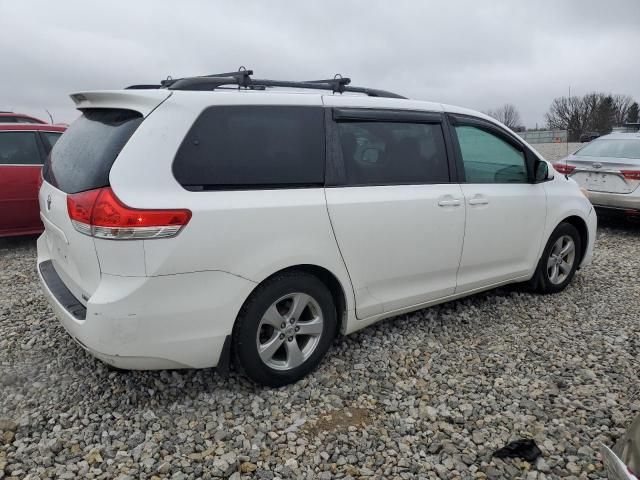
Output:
top-left (1, 217), bottom-right (639, 480)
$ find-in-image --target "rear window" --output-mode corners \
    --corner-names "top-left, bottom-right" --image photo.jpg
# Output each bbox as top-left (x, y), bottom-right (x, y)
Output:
top-left (173, 106), bottom-right (325, 190)
top-left (576, 139), bottom-right (640, 159)
top-left (41, 131), bottom-right (63, 152)
top-left (43, 109), bottom-right (142, 193)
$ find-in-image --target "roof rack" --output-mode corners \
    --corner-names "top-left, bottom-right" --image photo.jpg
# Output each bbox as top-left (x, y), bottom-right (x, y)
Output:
top-left (126, 67), bottom-right (406, 99)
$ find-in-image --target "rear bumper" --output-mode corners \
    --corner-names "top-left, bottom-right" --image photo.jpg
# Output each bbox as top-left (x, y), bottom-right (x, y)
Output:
top-left (587, 190), bottom-right (640, 212)
top-left (37, 234), bottom-right (255, 370)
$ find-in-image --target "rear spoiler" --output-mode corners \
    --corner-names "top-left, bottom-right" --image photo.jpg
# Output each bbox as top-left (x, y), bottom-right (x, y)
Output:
top-left (69, 90), bottom-right (172, 117)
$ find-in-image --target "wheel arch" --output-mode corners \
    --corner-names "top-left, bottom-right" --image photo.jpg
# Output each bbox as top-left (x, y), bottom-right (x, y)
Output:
top-left (558, 215), bottom-right (589, 265)
top-left (245, 264), bottom-right (349, 335)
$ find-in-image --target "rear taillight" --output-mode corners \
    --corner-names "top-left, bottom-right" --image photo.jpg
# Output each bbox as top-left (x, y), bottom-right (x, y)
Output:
top-left (621, 170), bottom-right (640, 180)
top-left (552, 163), bottom-right (576, 175)
top-left (67, 187), bottom-right (191, 240)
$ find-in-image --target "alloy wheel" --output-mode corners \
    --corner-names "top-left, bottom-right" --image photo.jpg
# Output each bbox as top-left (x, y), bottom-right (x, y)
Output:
top-left (256, 293), bottom-right (324, 371)
top-left (547, 235), bottom-right (576, 285)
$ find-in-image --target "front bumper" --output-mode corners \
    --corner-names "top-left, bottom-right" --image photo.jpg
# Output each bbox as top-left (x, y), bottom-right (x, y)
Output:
top-left (579, 206), bottom-right (597, 268)
top-left (37, 234), bottom-right (255, 370)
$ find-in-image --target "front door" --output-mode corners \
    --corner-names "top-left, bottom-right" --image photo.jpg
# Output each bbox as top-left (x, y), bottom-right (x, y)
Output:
top-left (324, 109), bottom-right (465, 318)
top-left (449, 119), bottom-right (547, 293)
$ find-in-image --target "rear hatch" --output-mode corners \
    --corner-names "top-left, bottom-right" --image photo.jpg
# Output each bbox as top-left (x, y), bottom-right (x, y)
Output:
top-left (563, 138), bottom-right (640, 194)
top-left (40, 90), bottom-right (170, 303)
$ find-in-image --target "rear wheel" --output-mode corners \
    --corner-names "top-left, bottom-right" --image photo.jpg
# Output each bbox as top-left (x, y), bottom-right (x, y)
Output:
top-left (530, 222), bottom-right (582, 294)
top-left (232, 271), bottom-right (337, 387)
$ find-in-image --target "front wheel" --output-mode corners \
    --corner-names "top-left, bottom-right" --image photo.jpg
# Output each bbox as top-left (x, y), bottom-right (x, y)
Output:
top-left (530, 222), bottom-right (582, 294)
top-left (232, 271), bottom-right (337, 387)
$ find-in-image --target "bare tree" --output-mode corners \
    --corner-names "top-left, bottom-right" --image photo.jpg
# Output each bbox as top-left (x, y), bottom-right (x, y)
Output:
top-left (485, 104), bottom-right (522, 129)
top-left (611, 94), bottom-right (635, 126)
top-left (545, 95), bottom-right (587, 141)
top-left (546, 92), bottom-right (637, 141)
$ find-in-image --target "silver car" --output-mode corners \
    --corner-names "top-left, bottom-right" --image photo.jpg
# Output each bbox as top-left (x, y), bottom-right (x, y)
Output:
top-left (555, 132), bottom-right (640, 215)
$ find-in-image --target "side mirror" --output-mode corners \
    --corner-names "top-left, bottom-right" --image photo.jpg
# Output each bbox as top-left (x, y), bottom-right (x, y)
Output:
top-left (534, 160), bottom-right (553, 183)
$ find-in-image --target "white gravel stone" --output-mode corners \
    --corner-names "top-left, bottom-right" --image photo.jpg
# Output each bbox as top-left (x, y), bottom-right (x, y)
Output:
top-left (1, 217), bottom-right (639, 479)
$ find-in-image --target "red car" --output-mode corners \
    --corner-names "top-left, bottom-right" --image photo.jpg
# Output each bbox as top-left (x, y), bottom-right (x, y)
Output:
top-left (0, 123), bottom-right (66, 237)
top-left (0, 112), bottom-right (47, 124)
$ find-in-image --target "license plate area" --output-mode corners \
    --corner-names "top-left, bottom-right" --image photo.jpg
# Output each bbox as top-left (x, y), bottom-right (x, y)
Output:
top-left (42, 215), bottom-right (70, 266)
top-left (573, 171), bottom-right (630, 193)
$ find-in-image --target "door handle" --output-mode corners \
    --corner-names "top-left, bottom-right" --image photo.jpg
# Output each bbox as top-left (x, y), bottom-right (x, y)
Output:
top-left (468, 195), bottom-right (489, 206)
top-left (438, 197), bottom-right (462, 207)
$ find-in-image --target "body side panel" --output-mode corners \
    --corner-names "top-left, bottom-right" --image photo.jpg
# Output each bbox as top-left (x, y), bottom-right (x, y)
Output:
top-left (107, 93), bottom-right (357, 317)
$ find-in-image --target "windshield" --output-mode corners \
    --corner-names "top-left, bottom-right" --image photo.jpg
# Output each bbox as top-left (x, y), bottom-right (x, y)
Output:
top-left (576, 139), bottom-right (640, 159)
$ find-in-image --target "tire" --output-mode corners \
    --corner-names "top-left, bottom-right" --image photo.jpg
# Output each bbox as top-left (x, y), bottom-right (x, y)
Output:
top-left (232, 271), bottom-right (337, 387)
top-left (529, 222), bottom-right (582, 294)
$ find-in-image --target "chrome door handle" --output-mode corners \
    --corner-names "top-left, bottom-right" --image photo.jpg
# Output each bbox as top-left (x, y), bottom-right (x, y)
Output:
top-left (468, 195), bottom-right (489, 206)
top-left (438, 198), bottom-right (462, 207)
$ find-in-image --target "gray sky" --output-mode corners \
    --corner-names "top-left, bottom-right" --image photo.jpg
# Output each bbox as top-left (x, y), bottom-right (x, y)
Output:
top-left (1, 0), bottom-right (639, 127)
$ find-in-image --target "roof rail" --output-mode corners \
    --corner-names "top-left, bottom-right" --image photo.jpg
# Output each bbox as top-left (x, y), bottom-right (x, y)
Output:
top-left (126, 67), bottom-right (407, 99)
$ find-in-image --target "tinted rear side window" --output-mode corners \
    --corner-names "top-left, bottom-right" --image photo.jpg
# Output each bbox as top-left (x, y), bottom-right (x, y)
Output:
top-left (43, 109), bottom-right (142, 193)
top-left (337, 122), bottom-right (449, 185)
top-left (173, 106), bottom-right (325, 189)
top-left (0, 131), bottom-right (42, 165)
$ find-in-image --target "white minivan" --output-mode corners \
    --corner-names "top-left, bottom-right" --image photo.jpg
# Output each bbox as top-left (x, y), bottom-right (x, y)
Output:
top-left (37, 71), bottom-right (596, 386)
